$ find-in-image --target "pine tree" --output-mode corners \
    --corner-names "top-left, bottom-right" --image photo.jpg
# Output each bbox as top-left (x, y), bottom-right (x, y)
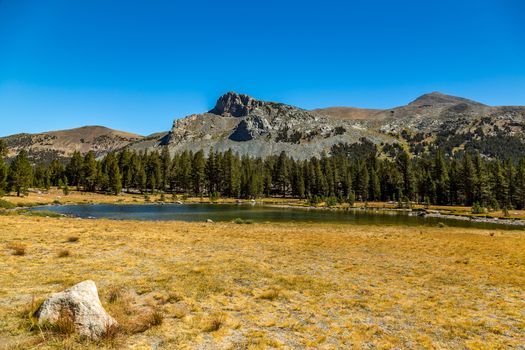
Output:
top-left (504, 160), bottom-right (516, 208)
top-left (118, 149), bottom-right (133, 191)
top-left (293, 161), bottom-right (306, 198)
top-left (192, 150), bottom-right (206, 196)
top-left (62, 176), bottom-right (70, 196)
top-left (205, 149), bottom-right (218, 194)
top-left (320, 153), bottom-right (335, 196)
top-left (263, 158), bottom-right (274, 197)
top-left (107, 154), bottom-right (122, 195)
top-left (460, 153), bottom-right (475, 205)
top-left (33, 164), bottom-right (51, 190)
top-left (447, 158), bottom-right (461, 205)
top-left (146, 151), bottom-right (162, 193)
top-left (473, 153), bottom-right (492, 207)
top-left (0, 140), bottom-right (7, 194)
top-left (515, 159), bottom-right (525, 209)
top-left (82, 151), bottom-right (98, 192)
top-left (66, 151), bottom-right (83, 188)
top-left (397, 151), bottom-right (415, 201)
top-left (221, 149), bottom-right (240, 197)
top-left (312, 158), bottom-right (327, 197)
top-left (275, 151), bottom-right (289, 197)
top-left (178, 151), bottom-right (192, 194)
top-left (9, 150), bottom-right (33, 196)
top-left (489, 160), bottom-right (508, 208)
top-left (160, 147), bottom-right (171, 192)
top-left (48, 159), bottom-right (65, 187)
top-left (354, 160), bottom-right (369, 201)
top-left (432, 150), bottom-right (449, 205)
top-left (136, 162), bottom-right (147, 193)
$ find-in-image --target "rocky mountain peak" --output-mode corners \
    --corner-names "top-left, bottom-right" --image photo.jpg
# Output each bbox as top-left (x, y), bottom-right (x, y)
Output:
top-left (209, 92), bottom-right (265, 117)
top-left (408, 92), bottom-right (484, 107)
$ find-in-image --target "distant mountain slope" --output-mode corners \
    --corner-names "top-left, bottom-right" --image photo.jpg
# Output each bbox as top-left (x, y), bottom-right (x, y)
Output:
top-left (316, 92), bottom-right (525, 158)
top-left (2, 126), bottom-right (143, 162)
top-left (312, 107), bottom-right (384, 121)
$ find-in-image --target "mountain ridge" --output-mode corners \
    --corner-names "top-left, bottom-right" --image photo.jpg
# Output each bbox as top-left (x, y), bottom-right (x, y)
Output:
top-left (1, 125), bottom-right (143, 162)
top-left (3, 92), bottom-right (525, 161)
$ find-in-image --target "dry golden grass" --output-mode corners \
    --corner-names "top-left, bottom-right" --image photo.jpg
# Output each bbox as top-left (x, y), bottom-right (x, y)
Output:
top-left (0, 216), bottom-right (524, 349)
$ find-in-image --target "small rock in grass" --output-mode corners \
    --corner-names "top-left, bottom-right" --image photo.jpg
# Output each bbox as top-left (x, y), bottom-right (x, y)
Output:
top-left (34, 280), bottom-right (117, 339)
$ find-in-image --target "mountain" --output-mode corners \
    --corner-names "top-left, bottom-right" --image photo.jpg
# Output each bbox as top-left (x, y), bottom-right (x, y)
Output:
top-left (4, 92), bottom-right (525, 162)
top-left (316, 92), bottom-right (525, 158)
top-left (1, 126), bottom-right (143, 162)
top-left (129, 92), bottom-right (395, 159)
top-left (130, 91), bottom-right (525, 159)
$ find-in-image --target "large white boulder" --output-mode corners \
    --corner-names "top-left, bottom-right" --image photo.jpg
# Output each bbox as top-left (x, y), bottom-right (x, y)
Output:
top-left (35, 280), bottom-right (117, 339)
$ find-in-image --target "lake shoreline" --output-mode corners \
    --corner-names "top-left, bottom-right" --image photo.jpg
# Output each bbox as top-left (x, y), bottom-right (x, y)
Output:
top-left (23, 199), bottom-right (525, 228)
top-left (265, 203), bottom-right (525, 227)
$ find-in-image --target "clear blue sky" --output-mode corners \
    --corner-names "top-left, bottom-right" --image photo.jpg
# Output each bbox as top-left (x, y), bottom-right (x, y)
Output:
top-left (1, 0), bottom-right (524, 136)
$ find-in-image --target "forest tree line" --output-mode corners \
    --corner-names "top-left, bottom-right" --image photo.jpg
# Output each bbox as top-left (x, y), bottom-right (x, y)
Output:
top-left (2, 139), bottom-right (525, 210)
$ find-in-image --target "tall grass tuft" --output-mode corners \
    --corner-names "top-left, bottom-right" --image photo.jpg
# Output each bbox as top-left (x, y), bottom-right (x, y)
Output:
top-left (8, 243), bottom-right (26, 256)
top-left (58, 249), bottom-right (70, 258)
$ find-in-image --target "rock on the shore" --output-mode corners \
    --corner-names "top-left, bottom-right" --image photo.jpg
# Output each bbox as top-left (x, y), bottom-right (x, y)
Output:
top-left (35, 280), bottom-right (117, 339)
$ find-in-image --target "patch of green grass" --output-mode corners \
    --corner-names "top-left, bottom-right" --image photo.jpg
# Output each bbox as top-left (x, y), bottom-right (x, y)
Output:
top-left (23, 210), bottom-right (64, 218)
top-left (233, 218), bottom-right (255, 224)
top-left (0, 199), bottom-right (16, 210)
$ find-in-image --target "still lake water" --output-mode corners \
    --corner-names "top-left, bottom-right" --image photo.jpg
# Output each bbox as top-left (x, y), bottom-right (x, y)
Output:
top-left (32, 203), bottom-right (522, 230)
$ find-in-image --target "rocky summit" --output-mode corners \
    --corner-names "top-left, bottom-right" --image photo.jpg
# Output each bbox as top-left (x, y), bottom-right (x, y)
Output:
top-left (130, 92), bottom-right (394, 159)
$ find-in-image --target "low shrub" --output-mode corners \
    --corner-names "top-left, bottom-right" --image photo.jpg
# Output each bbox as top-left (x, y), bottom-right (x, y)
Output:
top-left (472, 202), bottom-right (486, 214)
top-left (233, 218), bottom-right (255, 225)
top-left (308, 195), bottom-right (322, 206)
top-left (209, 191), bottom-right (220, 203)
top-left (201, 313), bottom-right (224, 332)
top-left (256, 288), bottom-right (280, 300)
top-left (124, 309), bottom-right (163, 333)
top-left (325, 196), bottom-right (338, 207)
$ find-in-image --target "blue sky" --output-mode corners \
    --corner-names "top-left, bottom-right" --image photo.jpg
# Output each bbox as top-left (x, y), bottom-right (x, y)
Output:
top-left (1, 0), bottom-right (524, 136)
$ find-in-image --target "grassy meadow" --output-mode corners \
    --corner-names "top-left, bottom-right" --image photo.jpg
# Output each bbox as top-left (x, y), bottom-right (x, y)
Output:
top-left (0, 213), bottom-right (524, 349)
